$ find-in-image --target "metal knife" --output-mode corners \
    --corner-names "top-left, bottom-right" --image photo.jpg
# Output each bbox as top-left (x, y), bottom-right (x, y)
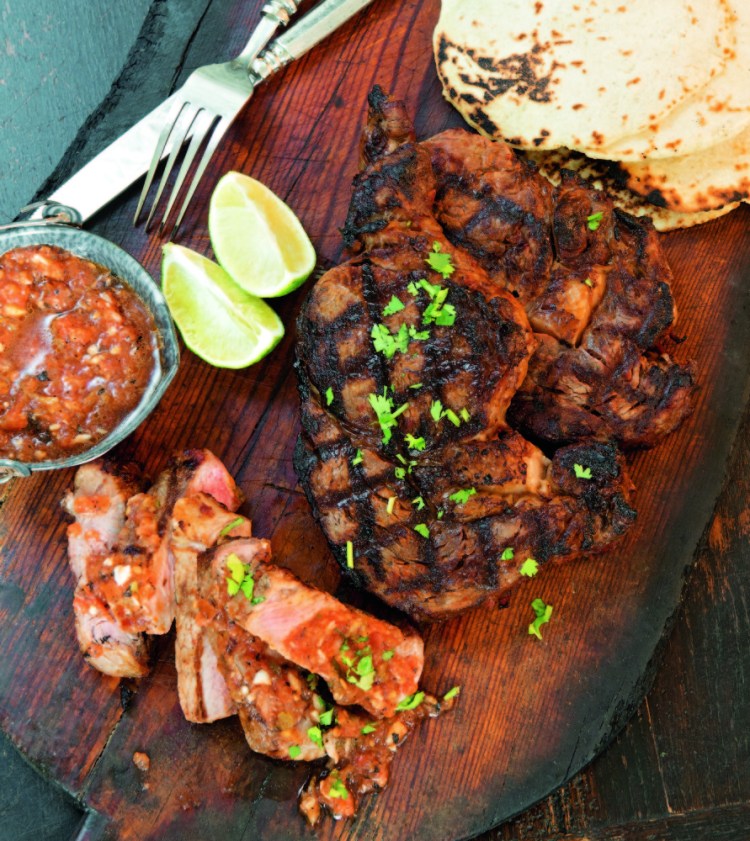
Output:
top-left (38, 0), bottom-right (375, 224)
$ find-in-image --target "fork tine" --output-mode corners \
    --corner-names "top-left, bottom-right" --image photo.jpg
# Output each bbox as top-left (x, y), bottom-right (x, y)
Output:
top-left (158, 110), bottom-right (218, 234)
top-left (144, 105), bottom-right (200, 230)
top-left (167, 116), bottom-right (232, 238)
top-left (133, 101), bottom-right (185, 225)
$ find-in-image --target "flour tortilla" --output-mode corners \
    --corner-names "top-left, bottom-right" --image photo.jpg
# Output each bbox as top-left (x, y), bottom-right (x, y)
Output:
top-left (592, 0), bottom-right (750, 161)
top-left (434, 0), bottom-right (735, 153)
top-left (524, 149), bottom-right (740, 230)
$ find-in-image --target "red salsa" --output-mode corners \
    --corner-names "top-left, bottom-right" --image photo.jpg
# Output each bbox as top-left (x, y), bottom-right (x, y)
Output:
top-left (0, 244), bottom-right (158, 462)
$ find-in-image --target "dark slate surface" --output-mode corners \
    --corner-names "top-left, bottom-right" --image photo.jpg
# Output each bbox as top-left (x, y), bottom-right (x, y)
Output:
top-left (0, 0), bottom-right (151, 221)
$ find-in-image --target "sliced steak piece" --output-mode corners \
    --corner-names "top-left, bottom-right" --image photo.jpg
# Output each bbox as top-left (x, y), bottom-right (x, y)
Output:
top-left (62, 459), bottom-right (150, 678)
top-left (206, 539), bottom-right (424, 719)
top-left (206, 616), bottom-right (326, 762)
top-left (73, 585), bottom-right (150, 678)
top-left (170, 492), bottom-right (251, 723)
top-left (88, 449), bottom-right (242, 636)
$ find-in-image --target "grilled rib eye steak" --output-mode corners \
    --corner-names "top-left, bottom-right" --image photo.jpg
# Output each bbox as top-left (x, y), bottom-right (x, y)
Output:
top-left (295, 87), bottom-right (640, 621)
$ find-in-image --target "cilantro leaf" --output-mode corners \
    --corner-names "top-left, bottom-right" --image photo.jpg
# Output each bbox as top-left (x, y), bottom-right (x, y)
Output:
top-left (396, 691), bottom-right (425, 711)
top-left (583, 277), bottom-right (593, 287)
top-left (414, 523), bottom-right (430, 538)
top-left (361, 723), bottom-right (377, 735)
top-left (352, 449), bottom-right (363, 466)
top-left (319, 708), bottom-right (335, 727)
top-left (409, 324), bottom-right (430, 341)
top-left (307, 726), bottom-right (324, 749)
top-left (404, 433), bottom-right (426, 451)
top-left (528, 598), bottom-right (553, 639)
top-left (587, 211), bottom-right (604, 231)
top-left (346, 540), bottom-right (354, 569)
top-left (443, 685), bottom-right (461, 701)
top-left (382, 649), bottom-right (394, 661)
top-left (288, 745), bottom-right (302, 760)
top-left (500, 547), bottom-right (514, 561)
top-left (219, 517), bottom-right (245, 538)
top-left (409, 382), bottom-right (423, 390)
top-left (519, 557), bottom-right (539, 577)
top-left (328, 774), bottom-right (349, 800)
top-left (394, 466), bottom-right (406, 479)
top-left (411, 496), bottom-right (426, 510)
top-left (382, 295), bottom-right (405, 316)
top-left (573, 463), bottom-right (592, 480)
top-left (325, 387), bottom-right (334, 406)
top-left (425, 242), bottom-right (455, 279)
top-left (430, 399), bottom-right (444, 423)
top-left (371, 322), bottom-right (409, 359)
top-left (449, 487), bottom-right (477, 504)
top-left (368, 389), bottom-right (409, 445)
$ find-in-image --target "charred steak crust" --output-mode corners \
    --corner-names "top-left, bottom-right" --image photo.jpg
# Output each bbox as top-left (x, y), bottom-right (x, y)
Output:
top-left (295, 87), bottom-right (693, 621)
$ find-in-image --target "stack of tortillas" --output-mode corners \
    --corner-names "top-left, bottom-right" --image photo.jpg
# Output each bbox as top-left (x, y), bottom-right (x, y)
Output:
top-left (433, 0), bottom-right (750, 229)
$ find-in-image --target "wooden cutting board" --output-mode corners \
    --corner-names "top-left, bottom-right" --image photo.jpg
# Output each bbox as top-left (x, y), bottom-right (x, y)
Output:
top-left (1, 1), bottom-right (749, 839)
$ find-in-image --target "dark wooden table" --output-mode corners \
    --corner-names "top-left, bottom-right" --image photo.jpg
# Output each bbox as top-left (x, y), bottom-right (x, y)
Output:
top-left (1, 2), bottom-right (749, 840)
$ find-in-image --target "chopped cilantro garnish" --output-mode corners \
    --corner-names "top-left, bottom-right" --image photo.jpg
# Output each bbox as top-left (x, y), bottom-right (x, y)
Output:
top-left (382, 650), bottom-right (394, 661)
top-left (288, 745), bottom-right (302, 760)
top-left (426, 242), bottom-right (455, 279)
top-left (409, 382), bottom-right (423, 390)
top-left (382, 295), bottom-right (405, 316)
top-left (387, 496), bottom-right (397, 515)
top-left (394, 466), bottom-right (406, 479)
top-left (583, 277), bottom-right (593, 287)
top-left (437, 508), bottom-right (444, 519)
top-left (361, 723), bottom-right (377, 735)
top-left (501, 547), bottom-right (515, 561)
top-left (219, 516), bottom-right (244, 538)
top-left (519, 557), bottom-right (539, 577)
top-left (422, 284), bottom-right (456, 327)
top-left (307, 674), bottom-right (319, 691)
top-left (226, 554), bottom-right (264, 603)
top-left (325, 387), bottom-right (334, 406)
top-left (528, 598), bottom-right (553, 640)
top-left (319, 708), bottom-right (335, 727)
top-left (396, 691), bottom-right (425, 711)
top-left (449, 487), bottom-right (476, 504)
top-left (346, 541), bottom-right (354, 569)
top-left (573, 463), bottom-right (592, 479)
top-left (430, 399), bottom-right (444, 423)
top-left (411, 496), bottom-right (426, 510)
top-left (417, 277), bottom-right (442, 297)
top-left (371, 322), bottom-right (410, 359)
top-left (414, 523), bottom-right (430, 538)
top-left (352, 449), bottom-right (363, 466)
top-left (307, 726), bottom-right (324, 749)
top-left (444, 408), bottom-right (461, 426)
top-left (407, 281), bottom-right (420, 296)
top-left (396, 453), bottom-right (407, 464)
top-left (460, 407), bottom-right (471, 422)
top-left (368, 389), bottom-right (409, 445)
top-left (328, 774), bottom-right (349, 800)
top-left (587, 211), bottom-right (604, 231)
top-left (404, 433), bottom-right (426, 451)
top-left (409, 324), bottom-right (430, 341)
top-left (443, 685), bottom-right (461, 701)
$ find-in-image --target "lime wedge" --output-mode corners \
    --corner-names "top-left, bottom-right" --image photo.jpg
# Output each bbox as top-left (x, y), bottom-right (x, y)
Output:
top-left (208, 172), bottom-right (316, 298)
top-left (161, 243), bottom-right (284, 369)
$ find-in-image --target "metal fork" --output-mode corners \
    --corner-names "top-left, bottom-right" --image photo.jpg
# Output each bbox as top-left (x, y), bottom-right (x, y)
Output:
top-left (134, 0), bottom-right (298, 234)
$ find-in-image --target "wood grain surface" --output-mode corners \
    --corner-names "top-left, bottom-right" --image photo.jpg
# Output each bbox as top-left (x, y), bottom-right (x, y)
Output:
top-left (1, 1), bottom-right (749, 840)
